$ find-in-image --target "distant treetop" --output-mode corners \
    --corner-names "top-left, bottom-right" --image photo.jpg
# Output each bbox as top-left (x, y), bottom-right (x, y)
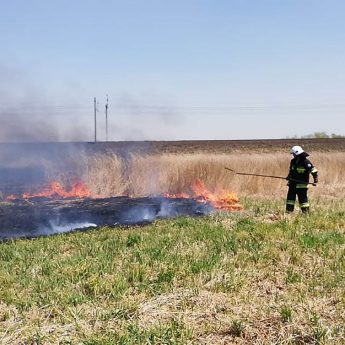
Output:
top-left (287, 132), bottom-right (345, 139)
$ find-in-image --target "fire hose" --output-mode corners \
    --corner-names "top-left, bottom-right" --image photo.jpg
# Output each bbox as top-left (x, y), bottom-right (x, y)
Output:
top-left (225, 167), bottom-right (317, 186)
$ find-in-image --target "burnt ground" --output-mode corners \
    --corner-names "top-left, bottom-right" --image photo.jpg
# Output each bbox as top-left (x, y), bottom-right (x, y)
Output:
top-left (0, 197), bottom-right (213, 240)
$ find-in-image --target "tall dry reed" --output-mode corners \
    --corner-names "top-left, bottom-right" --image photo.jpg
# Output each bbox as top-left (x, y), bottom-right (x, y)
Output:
top-left (81, 152), bottom-right (345, 198)
top-left (82, 154), bottom-right (127, 196)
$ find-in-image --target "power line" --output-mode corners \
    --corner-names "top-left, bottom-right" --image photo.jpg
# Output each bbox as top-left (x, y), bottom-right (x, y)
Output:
top-left (2, 103), bottom-right (345, 112)
top-left (105, 95), bottom-right (109, 142)
top-left (94, 97), bottom-right (97, 142)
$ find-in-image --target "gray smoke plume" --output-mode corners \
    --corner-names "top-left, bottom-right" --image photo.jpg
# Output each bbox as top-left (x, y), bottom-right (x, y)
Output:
top-left (0, 111), bottom-right (58, 142)
top-left (0, 64), bottom-right (92, 143)
top-left (0, 63), bottom-right (183, 143)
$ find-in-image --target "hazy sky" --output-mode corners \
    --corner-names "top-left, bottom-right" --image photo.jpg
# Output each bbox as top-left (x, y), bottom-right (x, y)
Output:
top-left (1, 0), bottom-right (345, 141)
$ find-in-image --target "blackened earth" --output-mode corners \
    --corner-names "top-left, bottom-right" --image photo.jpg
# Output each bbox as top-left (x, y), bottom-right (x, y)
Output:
top-left (0, 196), bottom-right (214, 240)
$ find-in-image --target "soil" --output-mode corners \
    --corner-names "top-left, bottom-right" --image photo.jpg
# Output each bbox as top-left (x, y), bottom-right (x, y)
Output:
top-left (0, 138), bottom-right (344, 161)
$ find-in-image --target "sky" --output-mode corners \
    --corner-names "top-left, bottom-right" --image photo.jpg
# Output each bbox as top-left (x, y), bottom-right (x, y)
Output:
top-left (1, 0), bottom-right (345, 141)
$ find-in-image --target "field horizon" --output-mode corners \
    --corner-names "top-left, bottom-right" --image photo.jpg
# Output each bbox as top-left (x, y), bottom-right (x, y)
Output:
top-left (1, 137), bottom-right (345, 155)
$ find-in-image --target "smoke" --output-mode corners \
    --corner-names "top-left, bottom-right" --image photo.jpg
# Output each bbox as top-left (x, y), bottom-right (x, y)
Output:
top-left (0, 64), bottom-right (91, 143)
top-left (0, 63), bottom-right (184, 143)
top-left (0, 63), bottom-right (92, 188)
top-left (119, 205), bottom-right (158, 225)
top-left (39, 221), bottom-right (97, 236)
top-left (0, 111), bottom-right (58, 142)
top-left (117, 198), bottom-right (214, 226)
top-left (0, 103), bottom-right (92, 143)
top-left (0, 63), bottom-right (184, 202)
top-left (110, 94), bottom-right (183, 141)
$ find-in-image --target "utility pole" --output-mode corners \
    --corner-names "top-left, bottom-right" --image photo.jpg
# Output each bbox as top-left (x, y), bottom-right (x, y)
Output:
top-left (105, 95), bottom-right (109, 142)
top-left (94, 97), bottom-right (97, 142)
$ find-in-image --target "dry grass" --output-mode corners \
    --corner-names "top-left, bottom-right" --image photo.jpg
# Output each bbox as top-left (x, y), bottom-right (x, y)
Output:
top-left (82, 154), bottom-right (128, 196)
top-left (79, 152), bottom-right (345, 199)
top-left (1, 200), bottom-right (345, 343)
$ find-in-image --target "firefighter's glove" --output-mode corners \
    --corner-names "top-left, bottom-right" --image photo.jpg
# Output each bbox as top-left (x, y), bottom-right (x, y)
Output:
top-left (312, 177), bottom-right (318, 186)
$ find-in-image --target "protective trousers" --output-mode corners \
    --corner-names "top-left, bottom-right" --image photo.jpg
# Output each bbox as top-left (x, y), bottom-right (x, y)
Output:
top-left (286, 185), bottom-right (309, 213)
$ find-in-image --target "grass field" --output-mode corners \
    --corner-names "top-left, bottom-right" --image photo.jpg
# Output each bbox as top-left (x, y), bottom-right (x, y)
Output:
top-left (1, 140), bottom-right (344, 343)
top-left (1, 140), bottom-right (345, 199)
top-left (83, 151), bottom-right (345, 199)
top-left (1, 197), bottom-right (345, 344)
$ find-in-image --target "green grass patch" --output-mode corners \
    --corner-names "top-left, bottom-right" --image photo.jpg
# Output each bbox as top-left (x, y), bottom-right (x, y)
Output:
top-left (0, 198), bottom-right (345, 343)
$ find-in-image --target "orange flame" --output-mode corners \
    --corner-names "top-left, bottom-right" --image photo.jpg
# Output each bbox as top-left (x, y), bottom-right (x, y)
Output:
top-left (5, 179), bottom-right (242, 211)
top-left (164, 179), bottom-right (242, 211)
top-left (6, 181), bottom-right (95, 200)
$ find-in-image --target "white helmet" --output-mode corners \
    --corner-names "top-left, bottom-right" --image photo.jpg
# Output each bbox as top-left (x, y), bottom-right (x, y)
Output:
top-left (290, 145), bottom-right (304, 156)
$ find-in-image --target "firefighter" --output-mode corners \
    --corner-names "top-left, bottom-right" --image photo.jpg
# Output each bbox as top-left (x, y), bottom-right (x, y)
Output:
top-left (286, 145), bottom-right (318, 213)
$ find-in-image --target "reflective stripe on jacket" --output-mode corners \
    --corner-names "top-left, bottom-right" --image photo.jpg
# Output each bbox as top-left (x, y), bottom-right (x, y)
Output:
top-left (288, 152), bottom-right (318, 188)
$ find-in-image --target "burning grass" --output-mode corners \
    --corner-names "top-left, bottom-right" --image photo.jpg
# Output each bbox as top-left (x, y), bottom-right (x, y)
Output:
top-left (0, 198), bottom-right (345, 343)
top-left (83, 151), bottom-right (345, 199)
top-left (2, 151), bottom-right (344, 203)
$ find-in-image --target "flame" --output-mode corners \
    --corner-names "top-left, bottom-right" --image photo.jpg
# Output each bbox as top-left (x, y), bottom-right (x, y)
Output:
top-left (164, 179), bottom-right (242, 211)
top-left (162, 192), bottom-right (190, 199)
top-left (6, 180), bottom-right (95, 200)
top-left (5, 178), bottom-right (242, 211)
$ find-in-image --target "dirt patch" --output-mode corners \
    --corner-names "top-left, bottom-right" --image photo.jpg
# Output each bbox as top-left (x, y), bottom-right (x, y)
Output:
top-left (138, 289), bottom-right (232, 329)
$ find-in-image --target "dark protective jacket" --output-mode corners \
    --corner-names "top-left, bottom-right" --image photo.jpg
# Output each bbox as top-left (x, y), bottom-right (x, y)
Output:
top-left (287, 152), bottom-right (318, 188)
